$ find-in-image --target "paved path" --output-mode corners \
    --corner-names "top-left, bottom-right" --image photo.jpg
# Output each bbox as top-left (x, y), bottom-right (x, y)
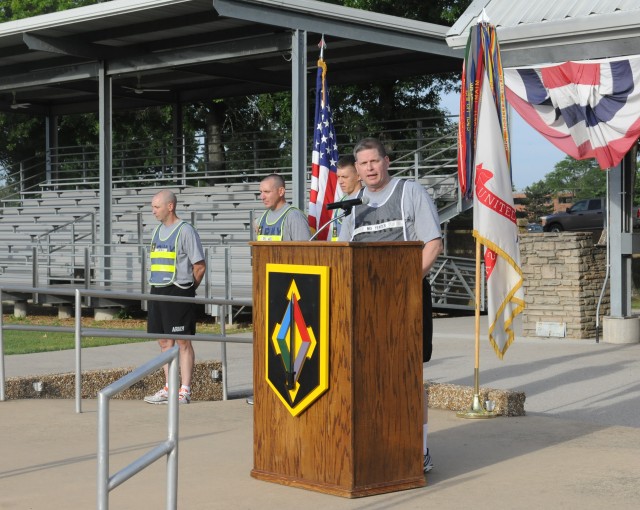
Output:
top-left (1, 315), bottom-right (640, 509)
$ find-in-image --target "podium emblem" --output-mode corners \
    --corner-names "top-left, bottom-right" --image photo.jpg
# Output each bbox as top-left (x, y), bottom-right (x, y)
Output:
top-left (265, 263), bottom-right (329, 416)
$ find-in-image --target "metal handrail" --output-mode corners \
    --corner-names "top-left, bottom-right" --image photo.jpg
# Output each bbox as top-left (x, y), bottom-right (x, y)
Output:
top-left (430, 255), bottom-right (485, 311)
top-left (34, 211), bottom-right (95, 243)
top-left (391, 132), bottom-right (457, 165)
top-left (1, 115), bottom-right (460, 198)
top-left (0, 285), bottom-right (253, 411)
top-left (97, 345), bottom-right (180, 510)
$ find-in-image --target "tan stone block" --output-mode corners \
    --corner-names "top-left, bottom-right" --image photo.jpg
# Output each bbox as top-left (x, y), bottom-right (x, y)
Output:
top-left (425, 381), bottom-right (525, 417)
top-left (540, 266), bottom-right (556, 279)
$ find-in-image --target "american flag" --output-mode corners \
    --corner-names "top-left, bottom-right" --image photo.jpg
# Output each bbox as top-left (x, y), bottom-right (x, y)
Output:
top-left (309, 57), bottom-right (341, 239)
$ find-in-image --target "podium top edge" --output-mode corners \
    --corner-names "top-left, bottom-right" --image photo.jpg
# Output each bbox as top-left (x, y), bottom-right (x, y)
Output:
top-left (248, 241), bottom-right (423, 247)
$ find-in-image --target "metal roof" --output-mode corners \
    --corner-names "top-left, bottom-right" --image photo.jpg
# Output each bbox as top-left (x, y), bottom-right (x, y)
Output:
top-left (0, 0), bottom-right (462, 115)
top-left (446, 0), bottom-right (640, 66)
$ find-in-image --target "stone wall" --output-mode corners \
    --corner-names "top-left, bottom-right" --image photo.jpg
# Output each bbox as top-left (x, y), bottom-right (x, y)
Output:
top-left (519, 232), bottom-right (609, 339)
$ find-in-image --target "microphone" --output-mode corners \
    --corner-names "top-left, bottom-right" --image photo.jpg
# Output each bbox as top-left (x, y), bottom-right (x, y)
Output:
top-left (326, 196), bottom-right (369, 210)
top-left (309, 210), bottom-right (348, 241)
top-left (309, 194), bottom-right (368, 241)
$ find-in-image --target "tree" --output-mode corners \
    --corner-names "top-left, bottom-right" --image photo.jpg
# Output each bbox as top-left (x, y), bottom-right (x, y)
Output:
top-left (196, 0), bottom-right (473, 176)
top-left (521, 180), bottom-right (553, 222)
top-left (543, 156), bottom-right (607, 200)
top-left (317, 0), bottom-right (472, 154)
top-left (327, 0), bottom-right (471, 24)
top-left (0, 0), bottom-right (104, 187)
top-left (521, 150), bottom-right (640, 222)
top-left (521, 156), bottom-right (607, 222)
top-left (1, 0), bottom-right (96, 20)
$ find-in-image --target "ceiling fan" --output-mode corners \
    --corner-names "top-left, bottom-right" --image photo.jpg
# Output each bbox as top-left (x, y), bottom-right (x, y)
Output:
top-left (122, 75), bottom-right (170, 95)
top-left (10, 91), bottom-right (30, 109)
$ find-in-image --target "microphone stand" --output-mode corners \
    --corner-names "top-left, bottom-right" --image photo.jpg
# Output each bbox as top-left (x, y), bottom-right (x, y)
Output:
top-left (309, 208), bottom-right (352, 241)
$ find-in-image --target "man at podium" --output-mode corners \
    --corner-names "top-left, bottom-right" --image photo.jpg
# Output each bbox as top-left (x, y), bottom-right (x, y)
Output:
top-left (338, 137), bottom-right (442, 473)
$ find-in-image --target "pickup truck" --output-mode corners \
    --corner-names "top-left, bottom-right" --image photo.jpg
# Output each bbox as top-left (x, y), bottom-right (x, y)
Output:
top-left (541, 198), bottom-right (640, 232)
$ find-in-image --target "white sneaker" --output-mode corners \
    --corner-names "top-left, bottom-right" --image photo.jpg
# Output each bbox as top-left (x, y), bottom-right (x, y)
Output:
top-left (144, 387), bottom-right (168, 404)
top-left (178, 388), bottom-right (191, 404)
top-left (423, 449), bottom-right (434, 473)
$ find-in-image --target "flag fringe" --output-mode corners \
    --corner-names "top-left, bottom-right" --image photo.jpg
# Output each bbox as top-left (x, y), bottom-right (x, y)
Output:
top-left (473, 229), bottom-right (525, 359)
top-left (317, 58), bottom-right (327, 104)
top-left (472, 230), bottom-right (523, 277)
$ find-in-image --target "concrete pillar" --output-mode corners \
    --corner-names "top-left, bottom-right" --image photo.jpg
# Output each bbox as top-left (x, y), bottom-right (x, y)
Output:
top-left (58, 305), bottom-right (73, 319)
top-left (603, 316), bottom-right (640, 344)
top-left (94, 308), bottom-right (118, 321)
top-left (13, 301), bottom-right (27, 318)
top-left (519, 232), bottom-right (608, 339)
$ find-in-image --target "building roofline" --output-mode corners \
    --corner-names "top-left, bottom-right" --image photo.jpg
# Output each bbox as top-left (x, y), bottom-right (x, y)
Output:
top-left (0, 0), bottom-right (194, 36)
top-left (214, 0), bottom-right (460, 57)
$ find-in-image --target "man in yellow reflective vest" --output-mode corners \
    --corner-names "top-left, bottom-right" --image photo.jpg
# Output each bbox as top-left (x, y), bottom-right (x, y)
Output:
top-left (247, 174), bottom-right (310, 405)
top-left (256, 173), bottom-right (311, 241)
top-left (144, 189), bottom-right (206, 405)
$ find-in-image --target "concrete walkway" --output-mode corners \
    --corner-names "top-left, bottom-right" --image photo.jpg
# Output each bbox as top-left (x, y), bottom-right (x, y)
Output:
top-left (1, 315), bottom-right (640, 509)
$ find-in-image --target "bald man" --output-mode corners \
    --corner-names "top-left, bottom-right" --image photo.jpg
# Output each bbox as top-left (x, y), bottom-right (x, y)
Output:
top-left (256, 173), bottom-right (311, 241)
top-left (144, 189), bottom-right (206, 405)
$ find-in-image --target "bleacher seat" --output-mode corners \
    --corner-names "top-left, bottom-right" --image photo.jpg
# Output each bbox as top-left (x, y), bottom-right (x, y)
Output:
top-left (0, 184), bottom-right (262, 313)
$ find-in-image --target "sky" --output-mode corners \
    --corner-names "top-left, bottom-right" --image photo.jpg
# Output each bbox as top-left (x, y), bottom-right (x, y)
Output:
top-left (440, 92), bottom-right (567, 192)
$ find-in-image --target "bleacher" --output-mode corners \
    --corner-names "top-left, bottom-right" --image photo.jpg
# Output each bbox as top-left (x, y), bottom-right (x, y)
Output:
top-left (0, 183), bottom-right (263, 311)
top-left (0, 117), bottom-right (474, 317)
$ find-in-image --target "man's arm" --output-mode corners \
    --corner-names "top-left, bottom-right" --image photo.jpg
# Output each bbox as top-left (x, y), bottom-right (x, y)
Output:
top-left (422, 237), bottom-right (443, 279)
top-left (192, 260), bottom-right (206, 289)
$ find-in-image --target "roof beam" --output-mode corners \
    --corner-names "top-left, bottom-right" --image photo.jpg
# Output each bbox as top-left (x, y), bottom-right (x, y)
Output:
top-left (0, 0), bottom-right (209, 37)
top-left (213, 0), bottom-right (461, 58)
top-left (0, 62), bottom-right (100, 92)
top-left (108, 32), bottom-right (292, 74)
top-left (0, 33), bottom-right (292, 91)
top-left (78, 10), bottom-right (220, 44)
top-left (23, 33), bottom-right (123, 60)
top-left (501, 36), bottom-right (640, 67)
top-left (181, 62), bottom-right (290, 87)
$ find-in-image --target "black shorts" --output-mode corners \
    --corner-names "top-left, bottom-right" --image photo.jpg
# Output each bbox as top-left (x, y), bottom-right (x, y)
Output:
top-left (422, 279), bottom-right (433, 363)
top-left (147, 284), bottom-right (197, 336)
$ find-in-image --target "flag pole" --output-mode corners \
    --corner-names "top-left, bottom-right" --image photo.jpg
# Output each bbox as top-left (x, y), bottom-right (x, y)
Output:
top-left (457, 239), bottom-right (497, 419)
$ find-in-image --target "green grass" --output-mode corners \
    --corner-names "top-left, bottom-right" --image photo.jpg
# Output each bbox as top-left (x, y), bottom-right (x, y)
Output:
top-left (1, 315), bottom-right (251, 355)
top-left (2, 330), bottom-right (152, 355)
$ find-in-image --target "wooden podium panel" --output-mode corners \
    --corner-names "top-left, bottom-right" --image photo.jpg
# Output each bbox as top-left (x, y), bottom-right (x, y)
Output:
top-left (250, 241), bottom-right (426, 498)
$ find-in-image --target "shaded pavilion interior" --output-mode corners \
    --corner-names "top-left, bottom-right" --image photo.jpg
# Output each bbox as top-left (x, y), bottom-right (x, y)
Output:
top-left (0, 0), bottom-right (463, 251)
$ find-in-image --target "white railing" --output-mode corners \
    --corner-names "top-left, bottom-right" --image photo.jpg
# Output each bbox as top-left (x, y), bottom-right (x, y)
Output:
top-left (97, 345), bottom-right (180, 510)
top-left (0, 286), bottom-right (253, 410)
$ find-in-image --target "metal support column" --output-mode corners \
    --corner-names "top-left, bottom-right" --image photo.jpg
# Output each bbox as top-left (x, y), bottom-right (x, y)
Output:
top-left (45, 116), bottom-right (51, 185)
top-left (172, 102), bottom-right (186, 185)
top-left (608, 158), bottom-right (633, 317)
top-left (291, 29), bottom-right (307, 209)
top-left (99, 62), bottom-right (113, 284)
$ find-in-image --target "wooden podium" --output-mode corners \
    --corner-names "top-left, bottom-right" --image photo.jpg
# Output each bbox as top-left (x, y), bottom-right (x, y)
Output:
top-left (250, 241), bottom-right (426, 498)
